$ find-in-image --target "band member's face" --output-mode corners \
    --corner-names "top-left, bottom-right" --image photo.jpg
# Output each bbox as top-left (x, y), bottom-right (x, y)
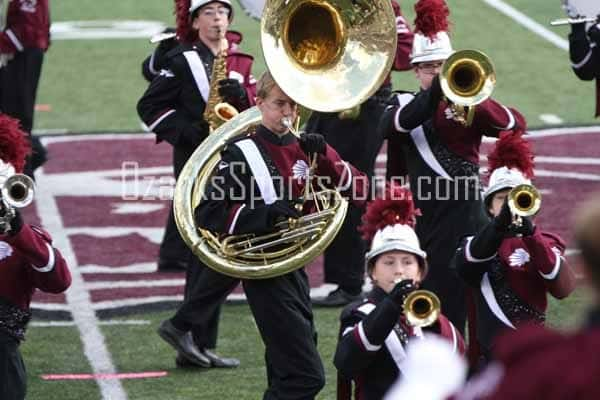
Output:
top-left (192, 3), bottom-right (230, 44)
top-left (256, 85), bottom-right (298, 135)
top-left (372, 250), bottom-right (422, 293)
top-left (489, 189), bottom-right (511, 217)
top-left (414, 60), bottom-right (443, 90)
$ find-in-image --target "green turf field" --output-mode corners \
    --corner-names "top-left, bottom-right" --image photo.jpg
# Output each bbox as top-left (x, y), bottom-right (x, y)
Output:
top-left (22, 287), bottom-right (593, 400)
top-left (35, 0), bottom-right (597, 134)
top-left (22, 0), bottom-right (598, 398)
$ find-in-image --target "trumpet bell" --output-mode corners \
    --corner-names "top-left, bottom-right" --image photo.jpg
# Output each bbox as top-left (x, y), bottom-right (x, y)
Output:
top-left (403, 290), bottom-right (441, 328)
top-left (508, 184), bottom-right (541, 217)
top-left (261, 0), bottom-right (397, 112)
top-left (1, 174), bottom-right (35, 209)
top-left (440, 49), bottom-right (496, 107)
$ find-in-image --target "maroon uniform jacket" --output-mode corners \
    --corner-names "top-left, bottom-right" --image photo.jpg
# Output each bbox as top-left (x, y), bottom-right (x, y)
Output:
top-left (454, 228), bottom-right (567, 362)
top-left (196, 125), bottom-right (368, 234)
top-left (0, 0), bottom-right (49, 53)
top-left (0, 224), bottom-right (71, 341)
top-left (454, 310), bottom-right (600, 400)
top-left (384, 0), bottom-right (414, 83)
top-left (335, 286), bottom-right (465, 400)
top-left (137, 39), bottom-right (256, 146)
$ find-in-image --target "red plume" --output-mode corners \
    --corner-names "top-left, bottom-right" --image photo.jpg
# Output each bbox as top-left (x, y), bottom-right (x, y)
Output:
top-left (414, 0), bottom-right (450, 39)
top-left (359, 184), bottom-right (421, 242)
top-left (487, 130), bottom-right (535, 179)
top-left (176, 0), bottom-right (197, 44)
top-left (0, 114), bottom-right (31, 173)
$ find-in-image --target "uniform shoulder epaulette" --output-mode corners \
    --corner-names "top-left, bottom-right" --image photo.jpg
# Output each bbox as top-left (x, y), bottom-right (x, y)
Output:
top-left (228, 49), bottom-right (254, 61)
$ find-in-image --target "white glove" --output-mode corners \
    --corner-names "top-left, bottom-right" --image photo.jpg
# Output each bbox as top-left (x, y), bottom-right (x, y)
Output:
top-left (0, 53), bottom-right (15, 69)
top-left (561, 0), bottom-right (581, 19)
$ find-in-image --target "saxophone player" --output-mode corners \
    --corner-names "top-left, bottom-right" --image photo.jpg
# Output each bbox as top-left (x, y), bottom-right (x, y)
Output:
top-left (137, 0), bottom-right (256, 369)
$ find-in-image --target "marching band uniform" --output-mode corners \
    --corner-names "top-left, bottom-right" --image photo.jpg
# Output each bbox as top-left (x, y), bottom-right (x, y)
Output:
top-left (138, 0), bottom-right (255, 368)
top-left (564, 1), bottom-right (600, 117)
top-left (310, 0), bottom-right (414, 307)
top-left (195, 120), bottom-right (368, 399)
top-left (0, 0), bottom-right (49, 178)
top-left (452, 132), bottom-right (575, 368)
top-left (379, 0), bottom-right (526, 333)
top-left (334, 185), bottom-right (464, 400)
top-left (452, 195), bottom-right (598, 400)
top-left (0, 114), bottom-right (71, 400)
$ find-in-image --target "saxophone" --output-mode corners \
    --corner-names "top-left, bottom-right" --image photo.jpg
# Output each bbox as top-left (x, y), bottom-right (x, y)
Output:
top-left (203, 32), bottom-right (239, 131)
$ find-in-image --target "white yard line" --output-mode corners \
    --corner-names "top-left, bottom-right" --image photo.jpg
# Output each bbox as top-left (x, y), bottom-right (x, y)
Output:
top-left (35, 168), bottom-right (127, 400)
top-left (482, 0), bottom-right (569, 51)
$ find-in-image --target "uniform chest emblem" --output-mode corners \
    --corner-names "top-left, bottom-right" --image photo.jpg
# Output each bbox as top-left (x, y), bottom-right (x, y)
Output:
top-left (292, 160), bottom-right (310, 181)
top-left (508, 248), bottom-right (530, 267)
top-left (0, 241), bottom-right (13, 261)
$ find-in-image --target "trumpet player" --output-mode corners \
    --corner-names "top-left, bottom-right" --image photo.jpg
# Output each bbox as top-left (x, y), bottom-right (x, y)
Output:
top-left (562, 0), bottom-right (600, 117)
top-left (334, 185), bottom-right (464, 400)
top-left (138, 0), bottom-right (256, 369)
top-left (452, 131), bottom-right (576, 370)
top-left (0, 114), bottom-right (71, 400)
top-left (378, 0), bottom-right (527, 335)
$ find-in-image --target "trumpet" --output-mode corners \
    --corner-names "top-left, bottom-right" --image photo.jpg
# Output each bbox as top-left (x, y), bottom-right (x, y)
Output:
top-left (550, 16), bottom-right (598, 26)
top-left (507, 184), bottom-right (541, 227)
top-left (0, 174), bottom-right (35, 234)
top-left (403, 289), bottom-right (441, 328)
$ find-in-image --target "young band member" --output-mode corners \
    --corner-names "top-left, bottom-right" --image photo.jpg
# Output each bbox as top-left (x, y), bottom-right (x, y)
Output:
top-left (0, 114), bottom-right (71, 400)
top-left (138, 0), bottom-right (255, 369)
top-left (563, 0), bottom-right (600, 117)
top-left (335, 185), bottom-right (464, 400)
top-left (452, 131), bottom-right (576, 368)
top-left (187, 71), bottom-right (368, 399)
top-left (452, 194), bottom-right (598, 400)
top-left (0, 0), bottom-right (49, 178)
top-left (310, 0), bottom-right (414, 307)
top-left (378, 0), bottom-right (527, 333)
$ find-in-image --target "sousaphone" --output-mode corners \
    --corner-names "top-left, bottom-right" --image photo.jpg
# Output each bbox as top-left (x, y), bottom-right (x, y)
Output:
top-left (174, 0), bottom-right (397, 279)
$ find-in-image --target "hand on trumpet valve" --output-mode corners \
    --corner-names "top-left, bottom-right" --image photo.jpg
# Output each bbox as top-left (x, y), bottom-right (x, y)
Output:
top-left (509, 216), bottom-right (535, 237)
top-left (0, 207), bottom-right (22, 236)
top-left (298, 133), bottom-right (326, 156)
top-left (390, 279), bottom-right (417, 306)
top-left (493, 200), bottom-right (513, 232)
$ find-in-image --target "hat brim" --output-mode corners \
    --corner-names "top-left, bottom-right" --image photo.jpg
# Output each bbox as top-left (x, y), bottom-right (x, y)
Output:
top-left (365, 241), bottom-right (427, 264)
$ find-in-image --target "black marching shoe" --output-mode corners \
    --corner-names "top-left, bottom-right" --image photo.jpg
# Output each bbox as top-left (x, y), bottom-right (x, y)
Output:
top-left (176, 349), bottom-right (240, 369)
top-left (312, 287), bottom-right (363, 307)
top-left (157, 258), bottom-right (188, 273)
top-left (157, 320), bottom-right (211, 367)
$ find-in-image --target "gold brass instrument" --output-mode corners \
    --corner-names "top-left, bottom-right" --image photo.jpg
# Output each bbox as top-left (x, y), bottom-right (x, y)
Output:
top-left (203, 33), bottom-right (239, 131)
top-left (174, 108), bottom-right (348, 279)
top-left (261, 0), bottom-right (397, 113)
top-left (440, 49), bottom-right (496, 127)
top-left (174, 0), bottom-right (397, 279)
top-left (403, 290), bottom-right (441, 328)
top-left (0, 173), bottom-right (35, 234)
top-left (507, 184), bottom-right (541, 226)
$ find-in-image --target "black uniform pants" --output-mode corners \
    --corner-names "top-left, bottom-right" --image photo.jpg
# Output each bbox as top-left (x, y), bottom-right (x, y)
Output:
top-left (305, 91), bottom-right (389, 293)
top-left (159, 145), bottom-right (195, 265)
top-left (173, 260), bottom-right (239, 349)
top-left (0, 331), bottom-right (26, 400)
top-left (0, 48), bottom-right (47, 178)
top-left (243, 269), bottom-right (325, 400)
